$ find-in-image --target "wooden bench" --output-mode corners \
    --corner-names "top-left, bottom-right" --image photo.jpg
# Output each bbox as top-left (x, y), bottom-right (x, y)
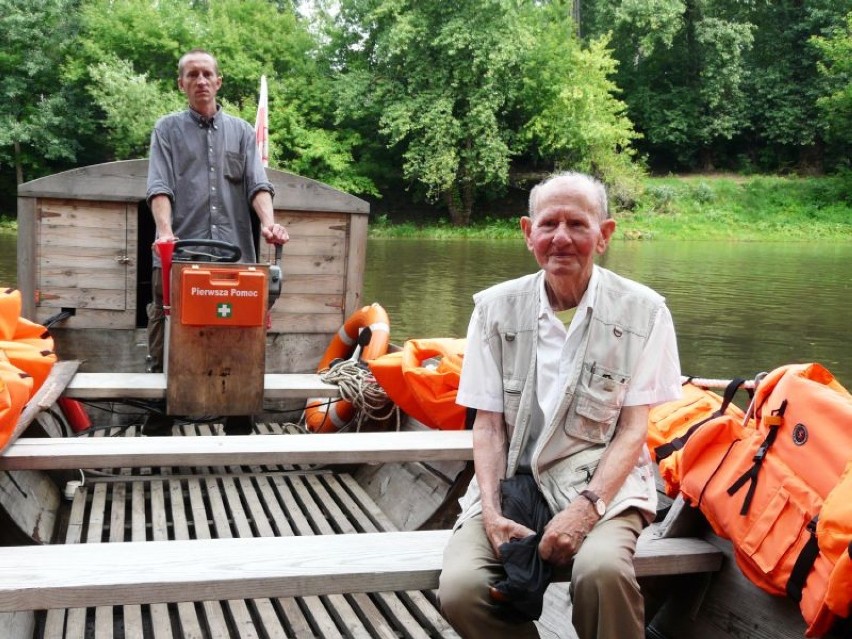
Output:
top-left (0, 430), bottom-right (475, 471)
top-left (0, 527), bottom-right (722, 613)
top-left (64, 371), bottom-right (340, 400)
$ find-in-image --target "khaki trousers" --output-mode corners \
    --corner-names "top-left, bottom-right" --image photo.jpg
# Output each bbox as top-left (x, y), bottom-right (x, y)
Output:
top-left (438, 509), bottom-right (644, 639)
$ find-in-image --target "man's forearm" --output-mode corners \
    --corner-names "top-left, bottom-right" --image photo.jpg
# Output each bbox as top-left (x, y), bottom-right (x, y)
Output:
top-left (150, 195), bottom-right (174, 240)
top-left (586, 404), bottom-right (650, 505)
top-left (472, 410), bottom-right (508, 520)
top-left (251, 190), bottom-right (275, 227)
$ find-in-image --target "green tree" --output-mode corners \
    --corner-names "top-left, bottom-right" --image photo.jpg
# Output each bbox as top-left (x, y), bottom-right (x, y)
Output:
top-left (813, 12), bottom-right (852, 146)
top-left (87, 56), bottom-right (185, 159)
top-left (329, 0), bottom-right (641, 224)
top-left (330, 0), bottom-right (526, 225)
top-left (0, 0), bottom-right (82, 185)
top-left (581, 0), bottom-right (852, 172)
top-left (517, 2), bottom-right (643, 202)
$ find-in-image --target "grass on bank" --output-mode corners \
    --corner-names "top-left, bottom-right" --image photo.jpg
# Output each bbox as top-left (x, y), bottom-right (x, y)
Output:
top-left (370, 174), bottom-right (852, 241)
top-left (2, 175), bottom-right (850, 241)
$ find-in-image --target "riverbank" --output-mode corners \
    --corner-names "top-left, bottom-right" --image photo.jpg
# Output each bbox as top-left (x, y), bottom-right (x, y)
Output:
top-left (2, 175), bottom-right (850, 241)
top-left (369, 174), bottom-right (852, 241)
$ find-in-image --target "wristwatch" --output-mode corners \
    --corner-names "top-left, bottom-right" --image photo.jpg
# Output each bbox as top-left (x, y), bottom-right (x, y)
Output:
top-left (579, 489), bottom-right (606, 517)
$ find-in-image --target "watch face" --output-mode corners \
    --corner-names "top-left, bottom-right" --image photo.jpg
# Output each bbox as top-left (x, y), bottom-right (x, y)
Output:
top-left (581, 490), bottom-right (606, 516)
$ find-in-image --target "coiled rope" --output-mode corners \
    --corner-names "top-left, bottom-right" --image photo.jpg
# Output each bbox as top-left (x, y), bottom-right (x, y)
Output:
top-left (319, 359), bottom-right (400, 431)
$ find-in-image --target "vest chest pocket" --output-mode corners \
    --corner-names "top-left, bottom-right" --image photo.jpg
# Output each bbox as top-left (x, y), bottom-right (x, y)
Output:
top-left (502, 379), bottom-right (523, 429)
top-left (567, 364), bottom-right (629, 444)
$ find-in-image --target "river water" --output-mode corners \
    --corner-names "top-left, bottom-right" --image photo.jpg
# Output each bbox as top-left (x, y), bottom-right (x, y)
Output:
top-left (364, 238), bottom-right (852, 386)
top-left (2, 232), bottom-right (850, 385)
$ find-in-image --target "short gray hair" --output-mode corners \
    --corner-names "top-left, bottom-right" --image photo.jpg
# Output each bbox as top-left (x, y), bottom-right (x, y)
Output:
top-left (178, 49), bottom-right (219, 77)
top-left (528, 171), bottom-right (609, 221)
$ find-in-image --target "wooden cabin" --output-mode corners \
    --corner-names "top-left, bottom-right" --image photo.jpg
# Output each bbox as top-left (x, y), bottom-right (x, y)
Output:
top-left (16, 160), bottom-right (369, 374)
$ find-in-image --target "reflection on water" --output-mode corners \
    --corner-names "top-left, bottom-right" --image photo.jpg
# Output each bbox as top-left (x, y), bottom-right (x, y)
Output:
top-left (364, 238), bottom-right (852, 385)
top-left (0, 234), bottom-right (15, 287)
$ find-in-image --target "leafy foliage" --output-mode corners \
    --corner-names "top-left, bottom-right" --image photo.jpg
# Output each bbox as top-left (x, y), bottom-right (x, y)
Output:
top-left (328, 0), bottom-right (642, 224)
top-left (0, 0), bottom-right (83, 183)
top-left (813, 12), bottom-right (852, 145)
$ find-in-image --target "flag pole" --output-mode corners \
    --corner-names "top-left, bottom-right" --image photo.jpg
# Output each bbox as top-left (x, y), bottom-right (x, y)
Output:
top-left (254, 75), bottom-right (269, 167)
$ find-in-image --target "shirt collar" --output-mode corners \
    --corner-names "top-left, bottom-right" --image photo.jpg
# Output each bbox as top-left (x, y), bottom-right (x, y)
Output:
top-left (188, 104), bottom-right (222, 128)
top-left (537, 265), bottom-right (599, 321)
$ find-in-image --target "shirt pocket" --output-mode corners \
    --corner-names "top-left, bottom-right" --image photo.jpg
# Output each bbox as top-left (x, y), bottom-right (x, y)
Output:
top-left (225, 151), bottom-right (246, 183)
top-left (565, 363), bottom-right (630, 444)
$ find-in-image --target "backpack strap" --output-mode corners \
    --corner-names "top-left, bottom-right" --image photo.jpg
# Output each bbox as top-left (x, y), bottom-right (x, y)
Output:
top-left (726, 399), bottom-right (787, 515)
top-left (655, 378), bottom-right (746, 461)
top-left (786, 515), bottom-right (820, 603)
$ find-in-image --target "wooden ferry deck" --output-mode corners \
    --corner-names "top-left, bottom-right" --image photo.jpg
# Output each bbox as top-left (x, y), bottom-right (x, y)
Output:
top-left (40, 422), bottom-right (458, 639)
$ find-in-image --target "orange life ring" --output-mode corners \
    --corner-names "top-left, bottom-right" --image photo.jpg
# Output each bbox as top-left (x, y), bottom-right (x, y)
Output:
top-left (369, 338), bottom-right (466, 430)
top-left (305, 303), bottom-right (390, 433)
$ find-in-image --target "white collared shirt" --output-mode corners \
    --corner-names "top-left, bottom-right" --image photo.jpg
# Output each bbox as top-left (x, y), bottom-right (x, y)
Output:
top-left (457, 266), bottom-right (682, 422)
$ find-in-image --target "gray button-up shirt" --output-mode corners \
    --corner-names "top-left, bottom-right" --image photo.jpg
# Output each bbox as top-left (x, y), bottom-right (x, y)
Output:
top-left (146, 106), bottom-right (274, 267)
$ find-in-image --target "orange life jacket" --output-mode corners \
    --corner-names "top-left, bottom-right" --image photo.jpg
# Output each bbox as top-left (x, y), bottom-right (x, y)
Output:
top-left (679, 363), bottom-right (852, 637)
top-left (0, 287), bottom-right (22, 341)
top-left (0, 288), bottom-right (58, 445)
top-left (808, 460), bottom-right (852, 631)
top-left (0, 355), bottom-right (35, 451)
top-left (647, 378), bottom-right (749, 497)
top-left (369, 338), bottom-right (466, 430)
top-left (0, 338), bottom-right (56, 394)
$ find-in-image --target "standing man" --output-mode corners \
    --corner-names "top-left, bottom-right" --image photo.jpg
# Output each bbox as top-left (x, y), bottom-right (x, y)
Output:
top-left (144, 48), bottom-right (288, 435)
top-left (438, 172), bottom-right (682, 638)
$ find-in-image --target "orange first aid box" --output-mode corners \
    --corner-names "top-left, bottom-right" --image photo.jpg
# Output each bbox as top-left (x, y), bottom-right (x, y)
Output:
top-left (179, 266), bottom-right (267, 327)
top-left (167, 263), bottom-right (269, 416)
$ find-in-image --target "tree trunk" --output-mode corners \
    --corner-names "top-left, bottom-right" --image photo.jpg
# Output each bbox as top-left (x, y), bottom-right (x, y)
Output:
top-left (444, 183), bottom-right (473, 227)
top-left (14, 141), bottom-right (23, 185)
top-left (572, 0), bottom-right (582, 38)
top-left (797, 142), bottom-right (824, 175)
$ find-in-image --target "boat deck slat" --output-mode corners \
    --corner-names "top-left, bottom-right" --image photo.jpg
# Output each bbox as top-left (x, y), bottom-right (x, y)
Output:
top-left (34, 423), bottom-right (458, 639)
top-left (64, 373), bottom-right (340, 400)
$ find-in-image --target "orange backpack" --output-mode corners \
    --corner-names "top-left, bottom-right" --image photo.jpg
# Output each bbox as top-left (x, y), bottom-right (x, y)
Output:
top-left (679, 363), bottom-right (852, 637)
top-left (647, 378), bottom-right (748, 497)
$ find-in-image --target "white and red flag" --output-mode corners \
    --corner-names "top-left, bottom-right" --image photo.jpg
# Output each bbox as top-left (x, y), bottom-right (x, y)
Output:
top-left (254, 75), bottom-right (269, 167)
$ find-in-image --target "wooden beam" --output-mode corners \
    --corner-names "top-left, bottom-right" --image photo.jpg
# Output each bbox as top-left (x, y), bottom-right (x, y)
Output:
top-left (0, 529), bottom-right (722, 612)
top-left (63, 372), bottom-right (340, 400)
top-left (7, 361), bottom-right (80, 448)
top-left (0, 431), bottom-right (475, 470)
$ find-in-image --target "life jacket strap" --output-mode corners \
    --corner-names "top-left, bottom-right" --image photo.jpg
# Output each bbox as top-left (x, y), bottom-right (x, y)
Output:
top-left (786, 515), bottom-right (820, 603)
top-left (727, 402), bottom-right (784, 516)
top-left (654, 378), bottom-right (746, 461)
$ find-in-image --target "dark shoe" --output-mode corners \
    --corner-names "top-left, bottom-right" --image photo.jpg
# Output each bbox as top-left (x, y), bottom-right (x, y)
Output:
top-left (223, 415), bottom-right (254, 436)
top-left (142, 413), bottom-right (174, 436)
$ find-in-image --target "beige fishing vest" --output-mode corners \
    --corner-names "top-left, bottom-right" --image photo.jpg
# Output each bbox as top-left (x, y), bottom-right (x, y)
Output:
top-left (457, 267), bottom-right (664, 527)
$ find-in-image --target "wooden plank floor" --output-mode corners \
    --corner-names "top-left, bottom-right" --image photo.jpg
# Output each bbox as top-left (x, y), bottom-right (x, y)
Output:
top-left (38, 422), bottom-right (459, 639)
